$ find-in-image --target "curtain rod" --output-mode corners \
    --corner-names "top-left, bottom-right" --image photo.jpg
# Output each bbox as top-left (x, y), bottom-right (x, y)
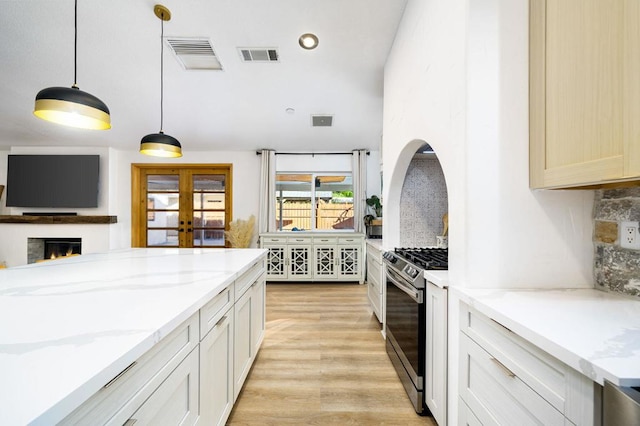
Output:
top-left (255, 151), bottom-right (369, 156)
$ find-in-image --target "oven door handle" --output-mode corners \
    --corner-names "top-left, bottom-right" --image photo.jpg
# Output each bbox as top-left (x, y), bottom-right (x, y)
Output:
top-left (386, 267), bottom-right (421, 303)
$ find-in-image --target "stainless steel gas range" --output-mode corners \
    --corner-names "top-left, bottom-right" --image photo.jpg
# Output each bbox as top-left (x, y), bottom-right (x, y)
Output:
top-left (382, 248), bottom-right (448, 415)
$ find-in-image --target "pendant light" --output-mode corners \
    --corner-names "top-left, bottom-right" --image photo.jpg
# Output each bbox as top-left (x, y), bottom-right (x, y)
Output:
top-left (140, 4), bottom-right (182, 158)
top-left (33, 0), bottom-right (111, 130)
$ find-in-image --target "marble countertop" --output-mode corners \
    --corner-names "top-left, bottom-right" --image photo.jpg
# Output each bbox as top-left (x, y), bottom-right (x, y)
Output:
top-left (0, 248), bottom-right (266, 425)
top-left (453, 287), bottom-right (640, 387)
top-left (424, 270), bottom-right (448, 289)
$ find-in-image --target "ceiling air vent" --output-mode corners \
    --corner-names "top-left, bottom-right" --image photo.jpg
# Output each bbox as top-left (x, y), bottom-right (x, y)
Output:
top-left (238, 48), bottom-right (279, 62)
top-left (166, 37), bottom-right (223, 70)
top-left (311, 115), bottom-right (333, 127)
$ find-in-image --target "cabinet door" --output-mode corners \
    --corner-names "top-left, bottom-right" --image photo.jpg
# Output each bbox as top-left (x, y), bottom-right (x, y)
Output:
top-left (200, 312), bottom-right (234, 426)
top-left (264, 244), bottom-right (287, 280)
top-left (251, 278), bottom-right (266, 355)
top-left (337, 245), bottom-right (362, 280)
top-left (233, 289), bottom-right (253, 401)
top-left (125, 348), bottom-right (200, 426)
top-left (366, 255), bottom-right (382, 322)
top-left (425, 282), bottom-right (447, 426)
top-left (313, 244), bottom-right (337, 279)
top-left (530, 0), bottom-right (634, 188)
top-left (288, 245), bottom-right (312, 280)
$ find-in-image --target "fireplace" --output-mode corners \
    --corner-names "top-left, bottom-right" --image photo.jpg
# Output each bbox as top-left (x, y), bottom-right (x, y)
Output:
top-left (27, 237), bottom-right (82, 264)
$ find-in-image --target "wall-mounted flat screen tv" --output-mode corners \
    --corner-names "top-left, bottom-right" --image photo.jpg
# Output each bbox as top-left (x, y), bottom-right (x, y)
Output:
top-left (6, 155), bottom-right (100, 208)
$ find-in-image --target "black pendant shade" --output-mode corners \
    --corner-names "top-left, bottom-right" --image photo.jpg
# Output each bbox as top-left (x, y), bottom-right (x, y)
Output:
top-left (140, 131), bottom-right (182, 158)
top-left (33, 0), bottom-right (111, 130)
top-left (140, 4), bottom-right (182, 158)
top-left (34, 85), bottom-right (111, 130)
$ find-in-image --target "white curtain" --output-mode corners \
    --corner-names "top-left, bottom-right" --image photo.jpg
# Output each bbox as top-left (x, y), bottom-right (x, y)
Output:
top-left (258, 149), bottom-right (276, 234)
top-left (352, 149), bottom-right (368, 233)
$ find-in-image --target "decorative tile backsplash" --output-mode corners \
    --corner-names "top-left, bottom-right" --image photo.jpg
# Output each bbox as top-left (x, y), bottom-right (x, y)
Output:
top-left (594, 188), bottom-right (640, 298)
top-left (399, 156), bottom-right (448, 247)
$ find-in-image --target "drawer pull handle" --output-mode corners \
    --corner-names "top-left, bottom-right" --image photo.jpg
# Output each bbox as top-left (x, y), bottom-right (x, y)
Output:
top-left (490, 318), bottom-right (513, 333)
top-left (490, 357), bottom-right (516, 378)
top-left (215, 315), bottom-right (228, 328)
top-left (104, 361), bottom-right (137, 389)
top-left (123, 419), bottom-right (137, 426)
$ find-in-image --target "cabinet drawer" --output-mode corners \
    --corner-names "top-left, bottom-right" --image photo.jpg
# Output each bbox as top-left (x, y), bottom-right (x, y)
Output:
top-left (459, 333), bottom-right (565, 426)
top-left (366, 258), bottom-right (381, 289)
top-left (312, 237), bottom-right (338, 244)
top-left (287, 236), bottom-right (311, 244)
top-left (366, 245), bottom-right (382, 263)
top-left (61, 314), bottom-right (199, 425)
top-left (460, 302), bottom-right (596, 425)
top-left (235, 259), bottom-right (265, 299)
top-left (200, 283), bottom-right (234, 339)
top-left (261, 236), bottom-right (286, 244)
top-left (338, 236), bottom-right (362, 244)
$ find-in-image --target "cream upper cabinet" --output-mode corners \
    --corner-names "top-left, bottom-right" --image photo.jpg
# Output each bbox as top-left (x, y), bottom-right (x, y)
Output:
top-left (530, 0), bottom-right (640, 189)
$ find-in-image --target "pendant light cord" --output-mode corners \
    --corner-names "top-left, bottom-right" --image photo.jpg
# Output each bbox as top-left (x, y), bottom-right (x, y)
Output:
top-left (160, 12), bottom-right (164, 132)
top-left (73, 0), bottom-right (78, 87)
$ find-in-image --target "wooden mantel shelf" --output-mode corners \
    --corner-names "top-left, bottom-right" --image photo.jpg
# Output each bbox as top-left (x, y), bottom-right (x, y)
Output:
top-left (0, 215), bottom-right (117, 224)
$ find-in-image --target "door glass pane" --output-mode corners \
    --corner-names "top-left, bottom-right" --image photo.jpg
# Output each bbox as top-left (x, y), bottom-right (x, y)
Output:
top-left (275, 174), bottom-right (312, 231)
top-left (147, 229), bottom-right (179, 247)
top-left (194, 211), bottom-right (225, 228)
top-left (192, 174), bottom-right (226, 247)
top-left (193, 229), bottom-right (225, 247)
top-left (147, 175), bottom-right (179, 192)
top-left (147, 175), bottom-right (180, 231)
top-left (193, 193), bottom-right (225, 209)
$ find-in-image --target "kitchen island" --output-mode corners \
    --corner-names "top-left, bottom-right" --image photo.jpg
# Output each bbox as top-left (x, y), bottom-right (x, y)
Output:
top-left (0, 248), bottom-right (267, 425)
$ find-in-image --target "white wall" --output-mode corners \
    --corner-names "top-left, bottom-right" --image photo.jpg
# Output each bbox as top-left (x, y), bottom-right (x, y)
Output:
top-left (383, 0), bottom-right (593, 289)
top-left (383, 0), bottom-right (595, 422)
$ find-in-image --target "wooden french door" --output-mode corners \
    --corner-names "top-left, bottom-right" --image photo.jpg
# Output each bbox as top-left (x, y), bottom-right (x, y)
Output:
top-left (132, 164), bottom-right (232, 248)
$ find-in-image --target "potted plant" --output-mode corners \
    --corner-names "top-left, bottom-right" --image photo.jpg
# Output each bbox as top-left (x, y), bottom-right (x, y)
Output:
top-left (364, 195), bottom-right (383, 237)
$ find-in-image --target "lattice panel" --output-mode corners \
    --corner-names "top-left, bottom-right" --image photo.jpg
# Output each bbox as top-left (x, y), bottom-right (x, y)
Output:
top-left (267, 247), bottom-right (286, 276)
top-left (290, 247), bottom-right (310, 276)
top-left (339, 248), bottom-right (359, 276)
top-left (315, 247), bottom-right (335, 276)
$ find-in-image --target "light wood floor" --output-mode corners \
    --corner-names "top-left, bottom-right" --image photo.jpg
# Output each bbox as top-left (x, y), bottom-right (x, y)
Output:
top-left (227, 283), bottom-right (436, 425)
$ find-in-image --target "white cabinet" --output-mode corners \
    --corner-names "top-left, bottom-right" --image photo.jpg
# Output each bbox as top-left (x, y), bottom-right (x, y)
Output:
top-left (233, 267), bottom-right (266, 401)
top-left (288, 244), bottom-right (313, 280)
top-left (337, 244), bottom-right (362, 280)
top-left (260, 233), bottom-right (364, 283)
top-left (200, 310), bottom-right (234, 426)
top-left (365, 240), bottom-right (384, 323)
top-left (313, 237), bottom-right (338, 279)
top-left (60, 314), bottom-right (200, 426)
top-left (60, 254), bottom-right (267, 426)
top-left (126, 348), bottom-right (200, 426)
top-left (458, 301), bottom-right (597, 426)
top-left (425, 280), bottom-right (447, 426)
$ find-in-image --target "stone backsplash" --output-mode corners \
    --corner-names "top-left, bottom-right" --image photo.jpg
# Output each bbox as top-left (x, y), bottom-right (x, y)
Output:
top-left (399, 155), bottom-right (448, 247)
top-left (594, 188), bottom-right (640, 298)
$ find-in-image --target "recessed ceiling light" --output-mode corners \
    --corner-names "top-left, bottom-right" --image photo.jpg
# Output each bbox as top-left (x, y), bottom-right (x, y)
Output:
top-left (298, 33), bottom-right (319, 50)
top-left (285, 108), bottom-right (295, 115)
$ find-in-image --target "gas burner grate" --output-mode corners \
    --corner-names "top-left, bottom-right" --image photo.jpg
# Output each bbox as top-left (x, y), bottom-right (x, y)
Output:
top-left (394, 247), bottom-right (448, 270)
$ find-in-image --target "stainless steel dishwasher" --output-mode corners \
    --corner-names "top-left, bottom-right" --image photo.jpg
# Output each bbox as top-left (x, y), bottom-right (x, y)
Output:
top-left (603, 380), bottom-right (640, 425)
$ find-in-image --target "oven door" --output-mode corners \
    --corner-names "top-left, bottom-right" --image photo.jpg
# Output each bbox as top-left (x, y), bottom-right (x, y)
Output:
top-left (384, 264), bottom-right (426, 398)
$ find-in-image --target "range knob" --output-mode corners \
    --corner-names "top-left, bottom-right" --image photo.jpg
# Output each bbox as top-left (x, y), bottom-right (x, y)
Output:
top-left (406, 266), bottom-right (418, 278)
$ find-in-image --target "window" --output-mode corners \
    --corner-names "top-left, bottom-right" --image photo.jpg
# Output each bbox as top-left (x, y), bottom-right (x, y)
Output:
top-left (275, 173), bottom-right (353, 231)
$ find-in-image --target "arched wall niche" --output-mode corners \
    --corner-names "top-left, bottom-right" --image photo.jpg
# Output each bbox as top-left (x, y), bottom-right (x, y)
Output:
top-left (385, 139), bottom-right (449, 248)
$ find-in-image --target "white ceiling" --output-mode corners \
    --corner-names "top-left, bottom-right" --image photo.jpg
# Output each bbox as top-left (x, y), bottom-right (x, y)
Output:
top-left (0, 0), bottom-right (408, 153)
